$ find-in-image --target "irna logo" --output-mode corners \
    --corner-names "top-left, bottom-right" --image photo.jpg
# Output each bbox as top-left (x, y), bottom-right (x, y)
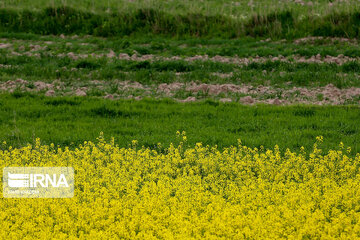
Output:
top-left (7, 172), bottom-right (69, 188)
top-left (3, 167), bottom-right (74, 198)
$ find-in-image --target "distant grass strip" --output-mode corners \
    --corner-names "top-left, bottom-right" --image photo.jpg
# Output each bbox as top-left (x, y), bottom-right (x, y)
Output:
top-left (3, 32), bottom-right (360, 58)
top-left (1, 54), bottom-right (360, 87)
top-left (0, 94), bottom-right (359, 153)
top-left (2, 7), bottom-right (360, 38)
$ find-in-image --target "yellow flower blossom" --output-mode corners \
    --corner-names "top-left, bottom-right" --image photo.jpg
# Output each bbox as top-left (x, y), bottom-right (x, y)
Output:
top-left (0, 137), bottom-right (359, 238)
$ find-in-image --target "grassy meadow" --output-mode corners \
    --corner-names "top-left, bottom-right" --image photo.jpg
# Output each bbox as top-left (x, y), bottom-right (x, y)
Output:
top-left (1, 94), bottom-right (359, 153)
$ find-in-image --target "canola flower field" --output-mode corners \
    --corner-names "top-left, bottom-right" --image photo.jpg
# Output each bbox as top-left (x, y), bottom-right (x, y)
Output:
top-left (1, 134), bottom-right (360, 239)
top-left (2, 0), bottom-right (360, 238)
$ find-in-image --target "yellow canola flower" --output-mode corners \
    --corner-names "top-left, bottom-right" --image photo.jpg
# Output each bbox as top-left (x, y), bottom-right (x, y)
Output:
top-left (0, 138), bottom-right (359, 239)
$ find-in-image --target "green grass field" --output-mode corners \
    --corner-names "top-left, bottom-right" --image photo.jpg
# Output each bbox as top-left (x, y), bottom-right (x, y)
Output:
top-left (0, 1), bottom-right (359, 151)
top-left (1, 33), bottom-right (360, 88)
top-left (0, 1), bottom-right (358, 137)
top-left (0, 94), bottom-right (359, 154)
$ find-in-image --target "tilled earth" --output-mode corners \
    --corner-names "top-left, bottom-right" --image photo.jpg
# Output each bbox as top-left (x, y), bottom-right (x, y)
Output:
top-left (2, 78), bottom-right (360, 105)
top-left (1, 36), bottom-right (360, 65)
top-left (1, 35), bottom-right (360, 105)
top-left (1, 41), bottom-right (359, 65)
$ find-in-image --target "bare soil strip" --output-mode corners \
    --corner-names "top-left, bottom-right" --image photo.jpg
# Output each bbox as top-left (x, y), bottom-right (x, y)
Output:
top-left (2, 79), bottom-right (359, 105)
top-left (4, 49), bottom-right (359, 65)
top-left (1, 38), bottom-right (360, 65)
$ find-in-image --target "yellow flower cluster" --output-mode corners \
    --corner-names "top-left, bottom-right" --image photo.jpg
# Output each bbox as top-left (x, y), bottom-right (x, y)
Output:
top-left (1, 136), bottom-right (360, 239)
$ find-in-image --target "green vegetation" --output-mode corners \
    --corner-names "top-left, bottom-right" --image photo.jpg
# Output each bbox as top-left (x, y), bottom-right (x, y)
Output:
top-left (1, 55), bottom-right (360, 88)
top-left (0, 0), bottom-right (359, 151)
top-left (1, 0), bottom-right (359, 19)
top-left (0, 94), bottom-right (359, 153)
top-left (2, 6), bottom-right (360, 38)
top-left (1, 33), bottom-right (360, 89)
top-left (3, 32), bottom-right (360, 58)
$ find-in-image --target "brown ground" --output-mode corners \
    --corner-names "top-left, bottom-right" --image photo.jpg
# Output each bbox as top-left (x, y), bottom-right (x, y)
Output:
top-left (0, 39), bottom-right (359, 65)
top-left (1, 79), bottom-right (359, 105)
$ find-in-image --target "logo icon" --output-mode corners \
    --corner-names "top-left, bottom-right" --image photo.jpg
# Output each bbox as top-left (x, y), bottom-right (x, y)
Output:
top-left (8, 173), bottom-right (30, 188)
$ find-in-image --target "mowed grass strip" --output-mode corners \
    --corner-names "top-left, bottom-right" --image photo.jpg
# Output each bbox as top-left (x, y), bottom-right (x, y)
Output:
top-left (1, 53), bottom-right (360, 87)
top-left (0, 94), bottom-right (359, 153)
top-left (3, 32), bottom-right (360, 58)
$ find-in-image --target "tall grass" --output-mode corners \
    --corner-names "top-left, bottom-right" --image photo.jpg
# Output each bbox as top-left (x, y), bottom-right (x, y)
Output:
top-left (1, 7), bottom-right (360, 38)
top-left (2, 0), bottom-right (358, 17)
